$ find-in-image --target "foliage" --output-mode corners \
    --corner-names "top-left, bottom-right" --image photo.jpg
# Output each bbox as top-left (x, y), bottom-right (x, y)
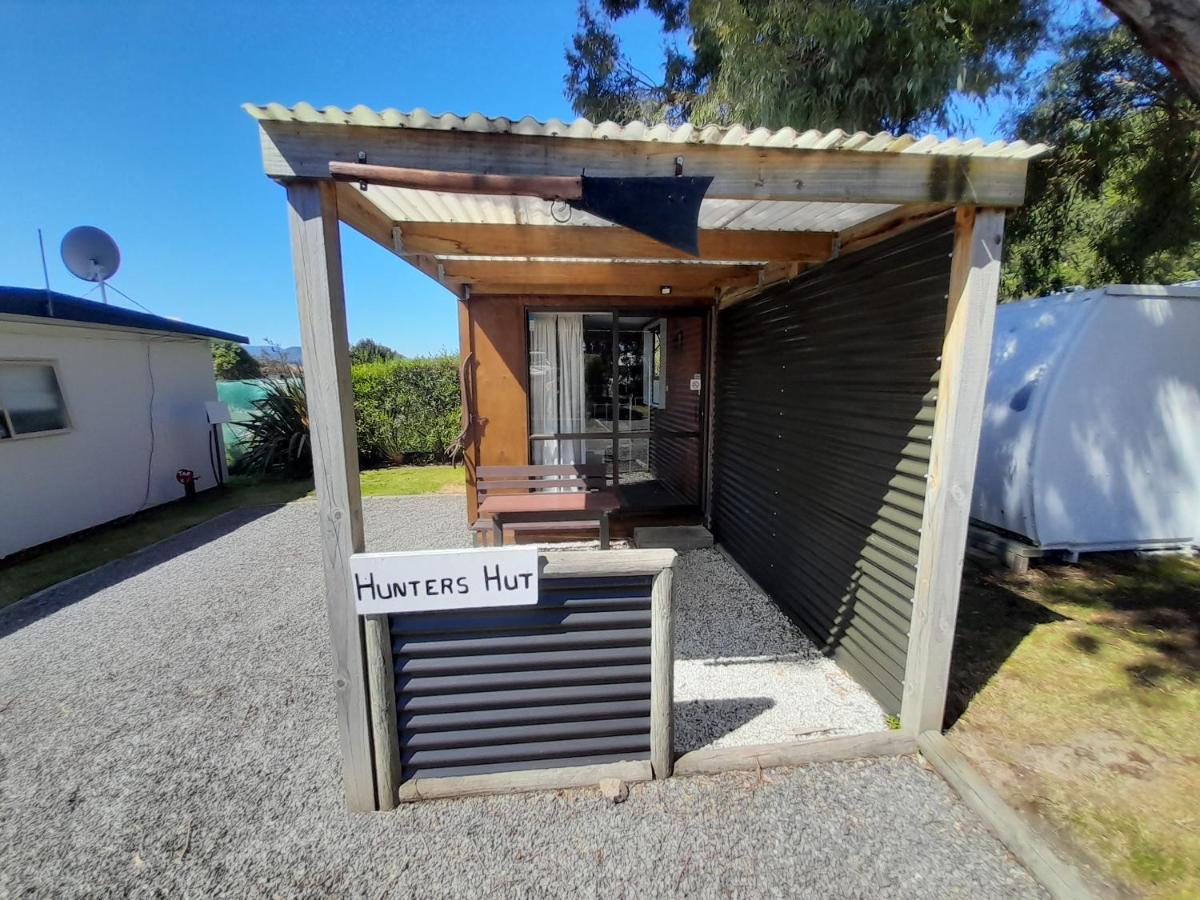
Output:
top-left (232, 371), bottom-right (311, 476)
top-left (350, 337), bottom-right (401, 365)
top-left (951, 554), bottom-right (1200, 897)
top-left (1003, 24), bottom-right (1200, 297)
top-left (359, 466), bottom-right (464, 497)
top-left (210, 340), bottom-right (261, 381)
top-left (565, 0), bottom-right (1049, 132)
top-left (351, 355), bottom-right (461, 466)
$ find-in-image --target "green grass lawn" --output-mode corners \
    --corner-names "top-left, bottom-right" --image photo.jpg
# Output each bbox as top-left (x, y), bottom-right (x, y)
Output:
top-left (0, 465), bottom-right (464, 609)
top-left (948, 554), bottom-right (1200, 899)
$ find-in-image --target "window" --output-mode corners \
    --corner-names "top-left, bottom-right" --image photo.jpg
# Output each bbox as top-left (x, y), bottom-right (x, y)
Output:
top-left (643, 319), bottom-right (666, 409)
top-left (0, 361), bottom-right (70, 439)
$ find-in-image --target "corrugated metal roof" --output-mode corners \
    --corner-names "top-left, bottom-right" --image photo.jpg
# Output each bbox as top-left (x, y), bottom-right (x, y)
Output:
top-left (244, 102), bottom-right (1050, 160)
top-left (0, 286), bottom-right (249, 343)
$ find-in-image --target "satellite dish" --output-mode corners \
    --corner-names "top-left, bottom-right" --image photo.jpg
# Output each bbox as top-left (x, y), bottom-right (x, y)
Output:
top-left (61, 226), bottom-right (120, 303)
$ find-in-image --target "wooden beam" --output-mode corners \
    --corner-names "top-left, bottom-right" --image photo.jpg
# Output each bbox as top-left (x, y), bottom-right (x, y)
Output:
top-left (837, 203), bottom-right (952, 257)
top-left (443, 259), bottom-right (760, 293)
top-left (673, 731), bottom-right (916, 776)
top-left (397, 759), bottom-right (653, 803)
top-left (333, 182), bottom-right (464, 296)
top-left (650, 565), bottom-right (674, 779)
top-left (396, 222), bottom-right (836, 263)
top-left (285, 181), bottom-right (375, 811)
top-left (901, 207), bottom-right (1005, 736)
top-left (258, 122), bottom-right (1033, 207)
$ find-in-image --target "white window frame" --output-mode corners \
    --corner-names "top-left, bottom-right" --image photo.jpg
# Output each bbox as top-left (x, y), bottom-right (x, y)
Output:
top-left (0, 358), bottom-right (73, 441)
top-left (643, 319), bottom-right (667, 410)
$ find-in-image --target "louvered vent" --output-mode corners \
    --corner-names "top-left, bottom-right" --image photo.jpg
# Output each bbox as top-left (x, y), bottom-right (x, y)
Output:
top-left (391, 574), bottom-right (654, 780)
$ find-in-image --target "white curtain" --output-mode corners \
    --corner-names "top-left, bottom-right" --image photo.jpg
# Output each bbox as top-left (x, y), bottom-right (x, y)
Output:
top-left (556, 314), bottom-right (584, 466)
top-left (530, 314), bottom-right (559, 465)
top-left (529, 313), bottom-right (585, 471)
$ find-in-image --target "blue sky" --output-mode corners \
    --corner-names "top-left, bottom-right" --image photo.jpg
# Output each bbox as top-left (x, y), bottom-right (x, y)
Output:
top-left (1, 1), bottom-right (1021, 356)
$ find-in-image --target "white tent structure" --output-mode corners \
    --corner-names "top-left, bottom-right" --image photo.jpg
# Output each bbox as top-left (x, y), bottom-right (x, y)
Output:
top-left (972, 283), bottom-right (1200, 554)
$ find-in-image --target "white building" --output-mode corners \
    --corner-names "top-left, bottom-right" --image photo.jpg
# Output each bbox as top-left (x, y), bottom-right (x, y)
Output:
top-left (0, 286), bottom-right (247, 558)
top-left (972, 283), bottom-right (1200, 554)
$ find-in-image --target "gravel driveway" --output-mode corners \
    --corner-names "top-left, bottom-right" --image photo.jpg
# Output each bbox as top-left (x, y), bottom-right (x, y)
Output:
top-left (0, 496), bottom-right (1043, 897)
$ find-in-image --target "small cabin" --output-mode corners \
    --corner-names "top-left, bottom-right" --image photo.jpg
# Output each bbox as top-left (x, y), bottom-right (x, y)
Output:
top-left (246, 102), bottom-right (1045, 810)
top-left (0, 286), bottom-right (246, 557)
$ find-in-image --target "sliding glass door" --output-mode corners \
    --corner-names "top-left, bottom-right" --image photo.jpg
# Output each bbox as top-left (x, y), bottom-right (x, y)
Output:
top-left (527, 309), bottom-right (706, 512)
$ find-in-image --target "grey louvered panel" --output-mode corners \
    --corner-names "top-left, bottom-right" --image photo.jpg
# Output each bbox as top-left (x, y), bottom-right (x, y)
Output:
top-left (391, 575), bottom-right (654, 780)
top-left (397, 681), bottom-right (651, 715)
top-left (401, 699), bottom-right (652, 733)
top-left (395, 625), bottom-right (650, 658)
top-left (712, 214), bottom-right (954, 714)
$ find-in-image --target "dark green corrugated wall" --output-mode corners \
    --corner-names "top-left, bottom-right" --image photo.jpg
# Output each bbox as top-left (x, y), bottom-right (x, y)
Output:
top-left (711, 215), bottom-right (954, 713)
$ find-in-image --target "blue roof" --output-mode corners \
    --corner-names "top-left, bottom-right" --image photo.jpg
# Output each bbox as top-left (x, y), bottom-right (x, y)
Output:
top-left (0, 286), bottom-right (248, 343)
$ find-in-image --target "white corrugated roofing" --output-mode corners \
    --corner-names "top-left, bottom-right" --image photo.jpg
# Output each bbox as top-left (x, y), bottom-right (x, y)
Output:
top-left (244, 102), bottom-right (1050, 160)
top-left (366, 184), bottom-right (895, 233)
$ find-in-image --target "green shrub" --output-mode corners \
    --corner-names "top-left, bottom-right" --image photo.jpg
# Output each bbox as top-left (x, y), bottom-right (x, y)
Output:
top-left (232, 371), bottom-right (311, 476)
top-left (351, 355), bottom-right (460, 465)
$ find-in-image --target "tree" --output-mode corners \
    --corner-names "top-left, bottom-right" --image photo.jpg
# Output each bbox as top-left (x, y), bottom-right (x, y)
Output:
top-left (1099, 0), bottom-right (1200, 102)
top-left (565, 0), bottom-right (1049, 132)
top-left (349, 338), bottom-right (400, 365)
top-left (1002, 24), bottom-right (1200, 297)
top-left (210, 341), bottom-right (261, 381)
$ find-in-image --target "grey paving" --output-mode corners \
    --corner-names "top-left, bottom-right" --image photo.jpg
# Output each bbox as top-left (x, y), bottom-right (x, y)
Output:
top-left (0, 496), bottom-right (1043, 898)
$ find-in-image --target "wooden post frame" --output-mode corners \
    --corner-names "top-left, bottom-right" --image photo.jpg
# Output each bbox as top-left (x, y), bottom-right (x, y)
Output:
top-left (902, 207), bottom-right (1006, 736)
top-left (285, 180), bottom-right (376, 811)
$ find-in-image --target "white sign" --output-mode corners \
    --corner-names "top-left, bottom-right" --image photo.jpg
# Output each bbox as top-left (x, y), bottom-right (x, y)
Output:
top-left (350, 546), bottom-right (539, 615)
top-left (689, 374), bottom-right (702, 392)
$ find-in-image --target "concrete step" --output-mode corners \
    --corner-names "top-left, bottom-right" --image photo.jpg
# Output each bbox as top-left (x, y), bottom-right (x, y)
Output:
top-left (633, 525), bottom-right (714, 551)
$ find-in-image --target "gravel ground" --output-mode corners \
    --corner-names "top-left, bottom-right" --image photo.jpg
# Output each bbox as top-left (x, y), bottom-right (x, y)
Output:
top-left (0, 497), bottom-right (1043, 897)
top-left (673, 549), bottom-right (886, 753)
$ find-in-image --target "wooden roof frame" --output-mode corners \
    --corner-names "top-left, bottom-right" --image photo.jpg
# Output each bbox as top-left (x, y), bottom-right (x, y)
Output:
top-left (253, 117), bottom-right (1036, 301)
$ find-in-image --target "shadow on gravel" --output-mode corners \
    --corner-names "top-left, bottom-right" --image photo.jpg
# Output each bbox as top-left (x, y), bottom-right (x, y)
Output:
top-left (0, 505), bottom-right (280, 640)
top-left (673, 696), bottom-right (776, 754)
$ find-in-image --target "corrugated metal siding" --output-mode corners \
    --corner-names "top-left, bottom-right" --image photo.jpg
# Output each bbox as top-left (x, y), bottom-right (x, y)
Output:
top-left (391, 575), bottom-right (653, 779)
top-left (711, 215), bottom-right (954, 713)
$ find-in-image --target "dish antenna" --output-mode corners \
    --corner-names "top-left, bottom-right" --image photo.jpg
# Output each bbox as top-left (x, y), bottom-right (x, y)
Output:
top-left (61, 226), bottom-right (121, 303)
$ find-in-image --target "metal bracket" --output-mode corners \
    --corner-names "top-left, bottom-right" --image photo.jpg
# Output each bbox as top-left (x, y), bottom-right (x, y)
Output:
top-left (357, 151), bottom-right (368, 191)
top-left (392, 226), bottom-right (405, 255)
top-left (674, 156), bottom-right (684, 177)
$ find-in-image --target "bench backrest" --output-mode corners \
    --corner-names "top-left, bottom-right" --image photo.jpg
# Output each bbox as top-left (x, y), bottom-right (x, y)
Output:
top-left (476, 464), bottom-right (608, 496)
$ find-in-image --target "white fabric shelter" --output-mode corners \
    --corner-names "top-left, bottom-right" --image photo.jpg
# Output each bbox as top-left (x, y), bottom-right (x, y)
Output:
top-left (972, 283), bottom-right (1200, 552)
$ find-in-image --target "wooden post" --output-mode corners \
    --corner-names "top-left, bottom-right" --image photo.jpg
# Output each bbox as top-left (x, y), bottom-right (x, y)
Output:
top-left (901, 207), bottom-right (1005, 736)
top-left (286, 180), bottom-right (376, 811)
top-left (650, 564), bottom-right (674, 778)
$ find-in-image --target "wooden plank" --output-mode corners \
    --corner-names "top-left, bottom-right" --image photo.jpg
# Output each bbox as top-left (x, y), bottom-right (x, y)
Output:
top-left (334, 181), bottom-right (465, 297)
top-left (285, 180), bottom-right (375, 811)
top-left (918, 732), bottom-right (1097, 899)
top-left (674, 731), bottom-right (916, 776)
top-left (443, 259), bottom-right (760, 292)
top-left (650, 566), bottom-right (674, 778)
top-left (396, 759), bottom-right (653, 802)
top-left (257, 122), bottom-right (1033, 206)
top-left (836, 203), bottom-right (952, 257)
top-left (396, 222), bottom-right (836, 263)
top-left (472, 281), bottom-right (720, 298)
top-left (901, 208), bottom-right (1005, 736)
top-left (365, 615), bottom-right (401, 810)
top-left (540, 548), bottom-right (677, 579)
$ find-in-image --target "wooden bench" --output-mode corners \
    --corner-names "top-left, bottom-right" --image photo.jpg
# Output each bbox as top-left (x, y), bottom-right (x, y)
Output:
top-left (472, 465), bottom-right (618, 548)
